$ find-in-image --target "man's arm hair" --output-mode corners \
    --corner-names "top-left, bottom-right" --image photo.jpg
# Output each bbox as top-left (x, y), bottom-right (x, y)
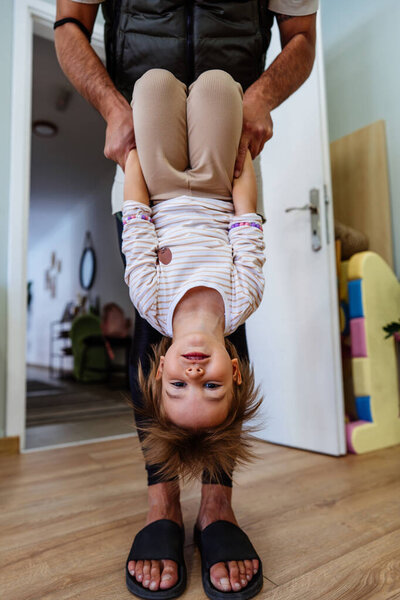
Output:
top-left (54, 0), bottom-right (127, 122)
top-left (251, 12), bottom-right (317, 112)
top-left (54, 0), bottom-right (135, 166)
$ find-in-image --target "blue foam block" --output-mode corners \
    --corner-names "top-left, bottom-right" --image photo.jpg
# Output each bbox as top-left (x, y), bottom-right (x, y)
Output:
top-left (356, 396), bottom-right (372, 422)
top-left (348, 279), bottom-right (364, 319)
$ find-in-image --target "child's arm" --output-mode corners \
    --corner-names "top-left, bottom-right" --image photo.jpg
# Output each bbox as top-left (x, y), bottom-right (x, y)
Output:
top-left (122, 149), bottom-right (159, 326)
top-left (229, 151), bottom-right (265, 326)
top-left (232, 150), bottom-right (257, 216)
top-left (229, 218), bottom-right (265, 328)
top-left (124, 149), bottom-right (150, 205)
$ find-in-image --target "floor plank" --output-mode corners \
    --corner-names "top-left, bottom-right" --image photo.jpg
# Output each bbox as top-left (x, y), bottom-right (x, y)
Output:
top-left (1, 437), bottom-right (399, 599)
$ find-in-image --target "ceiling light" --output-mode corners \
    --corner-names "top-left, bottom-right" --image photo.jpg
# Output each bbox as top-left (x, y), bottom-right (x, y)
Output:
top-left (32, 120), bottom-right (58, 138)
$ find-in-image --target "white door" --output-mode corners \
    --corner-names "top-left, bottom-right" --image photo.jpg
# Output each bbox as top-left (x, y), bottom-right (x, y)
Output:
top-left (248, 17), bottom-right (346, 455)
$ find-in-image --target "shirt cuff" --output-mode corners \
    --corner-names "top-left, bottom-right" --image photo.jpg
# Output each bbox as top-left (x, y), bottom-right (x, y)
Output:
top-left (123, 201), bottom-right (152, 218)
top-left (230, 213), bottom-right (263, 225)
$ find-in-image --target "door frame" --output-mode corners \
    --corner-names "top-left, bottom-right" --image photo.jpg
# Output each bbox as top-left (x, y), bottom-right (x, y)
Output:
top-left (6, 0), bottom-right (104, 448)
top-left (316, 14), bottom-right (346, 453)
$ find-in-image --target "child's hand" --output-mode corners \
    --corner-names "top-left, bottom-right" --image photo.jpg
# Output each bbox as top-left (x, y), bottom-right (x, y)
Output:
top-left (124, 149), bottom-right (150, 206)
top-left (232, 150), bottom-right (257, 216)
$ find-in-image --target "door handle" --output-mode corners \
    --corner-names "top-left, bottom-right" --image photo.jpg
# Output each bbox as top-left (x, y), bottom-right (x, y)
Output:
top-left (285, 203), bottom-right (318, 215)
top-left (285, 188), bottom-right (322, 252)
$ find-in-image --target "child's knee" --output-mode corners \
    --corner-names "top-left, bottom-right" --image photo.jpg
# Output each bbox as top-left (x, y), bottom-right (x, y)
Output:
top-left (134, 68), bottom-right (182, 98)
top-left (198, 69), bottom-right (234, 83)
top-left (192, 70), bottom-right (242, 98)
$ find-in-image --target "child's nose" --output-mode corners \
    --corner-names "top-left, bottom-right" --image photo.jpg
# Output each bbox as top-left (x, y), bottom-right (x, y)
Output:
top-left (186, 366), bottom-right (204, 378)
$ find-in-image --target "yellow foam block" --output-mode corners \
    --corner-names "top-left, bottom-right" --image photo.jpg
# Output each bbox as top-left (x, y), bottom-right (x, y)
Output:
top-left (352, 357), bottom-right (372, 397)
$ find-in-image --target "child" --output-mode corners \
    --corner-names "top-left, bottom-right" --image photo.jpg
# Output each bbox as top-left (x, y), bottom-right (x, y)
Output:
top-left (122, 68), bottom-right (265, 482)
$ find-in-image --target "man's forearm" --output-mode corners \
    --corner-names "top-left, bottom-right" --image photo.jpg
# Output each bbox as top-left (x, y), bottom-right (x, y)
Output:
top-left (54, 24), bottom-right (129, 121)
top-left (246, 29), bottom-right (316, 112)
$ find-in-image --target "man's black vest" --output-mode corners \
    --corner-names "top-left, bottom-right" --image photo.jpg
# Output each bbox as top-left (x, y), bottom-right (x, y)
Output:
top-left (101, 0), bottom-right (274, 102)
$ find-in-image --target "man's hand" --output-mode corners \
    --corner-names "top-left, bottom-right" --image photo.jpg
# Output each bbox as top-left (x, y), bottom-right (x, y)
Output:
top-left (234, 89), bottom-right (273, 178)
top-left (104, 104), bottom-right (136, 170)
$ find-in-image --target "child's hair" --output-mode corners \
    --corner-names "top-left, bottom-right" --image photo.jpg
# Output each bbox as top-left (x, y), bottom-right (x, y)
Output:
top-left (137, 337), bottom-right (263, 483)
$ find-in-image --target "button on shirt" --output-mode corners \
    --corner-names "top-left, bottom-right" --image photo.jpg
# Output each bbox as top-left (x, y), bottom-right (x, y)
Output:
top-left (122, 197), bottom-right (265, 337)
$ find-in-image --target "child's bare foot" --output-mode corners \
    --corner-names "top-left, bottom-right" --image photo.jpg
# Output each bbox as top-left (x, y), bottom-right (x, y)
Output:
top-left (127, 481), bottom-right (182, 591)
top-left (196, 484), bottom-right (259, 592)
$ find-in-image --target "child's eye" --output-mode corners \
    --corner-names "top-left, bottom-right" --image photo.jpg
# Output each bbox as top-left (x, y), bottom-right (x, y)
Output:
top-left (204, 383), bottom-right (221, 389)
top-left (171, 381), bottom-right (186, 387)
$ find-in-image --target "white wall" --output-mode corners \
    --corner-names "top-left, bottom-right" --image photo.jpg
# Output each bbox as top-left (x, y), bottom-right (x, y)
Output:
top-left (321, 0), bottom-right (400, 277)
top-left (27, 185), bottom-right (133, 368)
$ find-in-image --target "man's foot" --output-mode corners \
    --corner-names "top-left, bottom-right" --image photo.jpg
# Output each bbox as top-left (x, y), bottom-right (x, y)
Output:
top-left (127, 481), bottom-right (182, 591)
top-left (196, 484), bottom-right (259, 593)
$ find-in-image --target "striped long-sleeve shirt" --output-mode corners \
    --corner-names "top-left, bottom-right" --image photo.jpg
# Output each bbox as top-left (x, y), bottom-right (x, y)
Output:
top-left (121, 197), bottom-right (265, 337)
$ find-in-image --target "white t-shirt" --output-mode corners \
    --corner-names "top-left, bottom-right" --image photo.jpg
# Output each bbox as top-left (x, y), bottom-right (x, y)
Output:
top-left (73, 0), bottom-right (319, 14)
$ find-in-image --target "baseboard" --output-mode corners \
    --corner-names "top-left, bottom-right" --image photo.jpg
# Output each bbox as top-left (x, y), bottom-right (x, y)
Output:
top-left (0, 436), bottom-right (20, 455)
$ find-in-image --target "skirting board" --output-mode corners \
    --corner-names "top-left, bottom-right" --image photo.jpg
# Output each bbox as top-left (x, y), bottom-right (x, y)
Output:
top-left (0, 436), bottom-right (20, 455)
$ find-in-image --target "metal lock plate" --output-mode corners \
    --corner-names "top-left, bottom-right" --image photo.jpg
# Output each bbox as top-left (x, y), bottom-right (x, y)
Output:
top-left (284, 188), bottom-right (322, 252)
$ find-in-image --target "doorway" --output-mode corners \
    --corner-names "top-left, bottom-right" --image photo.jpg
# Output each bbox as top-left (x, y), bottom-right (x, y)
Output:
top-left (8, 0), bottom-right (136, 450)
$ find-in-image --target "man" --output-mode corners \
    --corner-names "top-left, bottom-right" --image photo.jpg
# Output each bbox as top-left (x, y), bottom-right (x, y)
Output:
top-left (54, 1), bottom-right (318, 597)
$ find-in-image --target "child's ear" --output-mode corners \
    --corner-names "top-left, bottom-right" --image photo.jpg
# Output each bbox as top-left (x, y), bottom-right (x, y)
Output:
top-left (156, 356), bottom-right (165, 380)
top-left (231, 358), bottom-right (242, 385)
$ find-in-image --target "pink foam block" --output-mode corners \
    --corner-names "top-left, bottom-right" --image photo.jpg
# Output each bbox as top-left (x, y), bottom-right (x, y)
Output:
top-left (350, 317), bottom-right (367, 357)
top-left (346, 420), bottom-right (370, 453)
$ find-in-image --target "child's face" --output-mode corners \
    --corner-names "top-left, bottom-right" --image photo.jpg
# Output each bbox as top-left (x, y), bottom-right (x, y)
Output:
top-left (156, 334), bottom-right (242, 429)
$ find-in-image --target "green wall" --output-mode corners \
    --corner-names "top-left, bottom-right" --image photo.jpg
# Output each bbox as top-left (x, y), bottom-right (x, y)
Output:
top-left (0, 1), bottom-right (14, 438)
top-left (321, 0), bottom-right (400, 278)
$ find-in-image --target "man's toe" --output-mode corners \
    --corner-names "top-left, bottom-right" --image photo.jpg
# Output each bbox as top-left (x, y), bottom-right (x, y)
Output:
top-left (244, 559), bottom-right (253, 581)
top-left (228, 560), bottom-right (243, 590)
top-left (142, 559), bottom-right (151, 587)
top-left (160, 560), bottom-right (178, 589)
top-left (210, 562), bottom-right (231, 591)
top-left (237, 560), bottom-right (248, 587)
top-left (135, 560), bottom-right (144, 582)
top-left (128, 559), bottom-right (136, 577)
top-left (149, 560), bottom-right (161, 590)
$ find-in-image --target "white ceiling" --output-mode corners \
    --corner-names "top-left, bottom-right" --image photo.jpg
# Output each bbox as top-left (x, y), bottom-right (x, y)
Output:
top-left (29, 35), bottom-right (115, 238)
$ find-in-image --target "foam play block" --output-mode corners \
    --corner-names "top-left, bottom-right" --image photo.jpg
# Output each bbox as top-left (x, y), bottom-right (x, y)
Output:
top-left (352, 357), bottom-right (372, 397)
top-left (350, 318), bottom-right (367, 357)
top-left (355, 396), bottom-right (372, 422)
top-left (348, 279), bottom-right (364, 318)
top-left (346, 251), bottom-right (400, 454)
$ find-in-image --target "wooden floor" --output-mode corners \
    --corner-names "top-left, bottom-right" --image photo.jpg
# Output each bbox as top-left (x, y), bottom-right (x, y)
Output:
top-left (26, 366), bottom-right (134, 449)
top-left (1, 437), bottom-right (400, 599)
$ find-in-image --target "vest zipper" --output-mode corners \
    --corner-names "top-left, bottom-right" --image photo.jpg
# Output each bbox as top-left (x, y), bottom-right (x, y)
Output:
top-left (111, 0), bottom-right (122, 82)
top-left (185, 0), bottom-right (194, 85)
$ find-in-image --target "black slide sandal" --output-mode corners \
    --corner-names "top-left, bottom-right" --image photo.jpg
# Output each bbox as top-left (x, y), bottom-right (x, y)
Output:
top-left (126, 519), bottom-right (187, 599)
top-left (194, 520), bottom-right (263, 600)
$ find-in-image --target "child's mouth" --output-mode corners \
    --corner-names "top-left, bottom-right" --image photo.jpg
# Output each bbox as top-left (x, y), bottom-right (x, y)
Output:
top-left (182, 353), bottom-right (210, 361)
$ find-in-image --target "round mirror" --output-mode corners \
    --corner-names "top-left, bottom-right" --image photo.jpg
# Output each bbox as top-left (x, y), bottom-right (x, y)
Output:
top-left (79, 233), bottom-right (96, 290)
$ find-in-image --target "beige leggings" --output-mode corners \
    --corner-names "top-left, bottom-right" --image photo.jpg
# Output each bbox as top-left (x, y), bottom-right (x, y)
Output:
top-left (131, 69), bottom-right (243, 201)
